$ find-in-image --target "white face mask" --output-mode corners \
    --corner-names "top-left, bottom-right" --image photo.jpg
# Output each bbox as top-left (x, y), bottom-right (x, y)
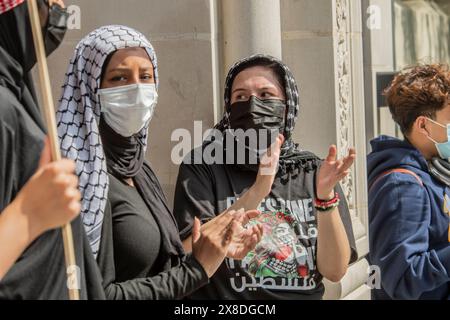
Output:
top-left (98, 83), bottom-right (158, 137)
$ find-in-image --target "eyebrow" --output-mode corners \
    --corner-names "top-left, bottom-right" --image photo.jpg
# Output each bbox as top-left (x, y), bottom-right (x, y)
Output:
top-left (259, 86), bottom-right (278, 91)
top-left (231, 88), bottom-right (247, 94)
top-left (232, 85), bottom-right (278, 94)
top-left (107, 67), bottom-right (153, 73)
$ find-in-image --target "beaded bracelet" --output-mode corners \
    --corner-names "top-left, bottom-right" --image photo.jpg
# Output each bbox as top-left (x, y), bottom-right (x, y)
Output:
top-left (314, 192), bottom-right (340, 212)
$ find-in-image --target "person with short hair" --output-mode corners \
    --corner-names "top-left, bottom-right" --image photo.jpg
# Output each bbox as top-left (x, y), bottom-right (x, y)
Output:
top-left (367, 64), bottom-right (450, 300)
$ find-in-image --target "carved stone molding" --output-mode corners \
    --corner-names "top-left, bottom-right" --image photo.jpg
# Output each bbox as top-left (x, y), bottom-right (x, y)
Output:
top-left (335, 0), bottom-right (355, 209)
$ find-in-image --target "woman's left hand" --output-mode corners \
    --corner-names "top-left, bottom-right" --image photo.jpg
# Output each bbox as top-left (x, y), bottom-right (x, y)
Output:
top-left (226, 209), bottom-right (263, 260)
top-left (316, 145), bottom-right (356, 200)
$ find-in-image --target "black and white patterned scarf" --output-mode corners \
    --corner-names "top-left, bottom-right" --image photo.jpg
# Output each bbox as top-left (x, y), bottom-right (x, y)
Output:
top-left (56, 25), bottom-right (158, 257)
top-left (428, 157), bottom-right (450, 186)
top-left (213, 54), bottom-right (319, 174)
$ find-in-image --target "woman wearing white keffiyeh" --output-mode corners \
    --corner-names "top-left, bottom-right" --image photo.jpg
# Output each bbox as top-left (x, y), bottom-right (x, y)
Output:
top-left (56, 25), bottom-right (268, 299)
top-left (57, 25), bottom-right (154, 258)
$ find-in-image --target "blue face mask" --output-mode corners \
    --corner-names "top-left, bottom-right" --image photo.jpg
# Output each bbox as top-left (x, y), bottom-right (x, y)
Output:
top-left (426, 118), bottom-right (450, 161)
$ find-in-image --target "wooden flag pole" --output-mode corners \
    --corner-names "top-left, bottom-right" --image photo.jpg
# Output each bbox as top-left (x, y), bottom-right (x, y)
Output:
top-left (27, 0), bottom-right (80, 300)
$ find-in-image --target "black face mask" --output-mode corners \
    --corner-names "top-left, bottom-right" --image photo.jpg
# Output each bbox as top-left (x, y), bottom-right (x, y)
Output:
top-left (41, 0), bottom-right (69, 56)
top-left (0, 0), bottom-right (68, 73)
top-left (227, 96), bottom-right (286, 168)
top-left (229, 95), bottom-right (286, 148)
top-left (229, 95), bottom-right (286, 129)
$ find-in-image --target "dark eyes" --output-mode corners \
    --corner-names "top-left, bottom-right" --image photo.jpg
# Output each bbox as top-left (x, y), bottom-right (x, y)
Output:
top-left (110, 75), bottom-right (127, 82)
top-left (235, 94), bottom-right (248, 101)
top-left (261, 92), bottom-right (274, 98)
top-left (109, 74), bottom-right (153, 82)
top-left (234, 91), bottom-right (275, 101)
top-left (141, 74), bottom-right (153, 81)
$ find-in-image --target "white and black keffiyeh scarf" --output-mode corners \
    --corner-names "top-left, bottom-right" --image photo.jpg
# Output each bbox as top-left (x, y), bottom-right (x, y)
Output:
top-left (56, 25), bottom-right (158, 257)
top-left (428, 157), bottom-right (450, 186)
top-left (213, 54), bottom-right (319, 174)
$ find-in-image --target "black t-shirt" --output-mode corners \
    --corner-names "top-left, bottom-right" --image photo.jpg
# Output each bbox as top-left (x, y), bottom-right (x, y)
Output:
top-left (96, 173), bottom-right (209, 300)
top-left (173, 147), bottom-right (357, 300)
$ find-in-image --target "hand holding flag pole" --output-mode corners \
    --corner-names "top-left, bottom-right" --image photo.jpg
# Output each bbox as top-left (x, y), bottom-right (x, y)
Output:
top-left (26, 0), bottom-right (80, 300)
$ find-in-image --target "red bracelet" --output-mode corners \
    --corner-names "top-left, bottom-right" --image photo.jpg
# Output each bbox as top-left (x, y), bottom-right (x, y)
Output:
top-left (314, 192), bottom-right (340, 211)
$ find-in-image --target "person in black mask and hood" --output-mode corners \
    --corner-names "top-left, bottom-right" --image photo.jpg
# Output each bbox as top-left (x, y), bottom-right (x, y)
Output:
top-left (174, 55), bottom-right (358, 299)
top-left (0, 0), bottom-right (105, 299)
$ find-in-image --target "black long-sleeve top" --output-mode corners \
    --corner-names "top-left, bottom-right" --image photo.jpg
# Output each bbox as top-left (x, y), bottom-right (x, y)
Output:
top-left (0, 13), bottom-right (104, 299)
top-left (96, 173), bottom-right (209, 300)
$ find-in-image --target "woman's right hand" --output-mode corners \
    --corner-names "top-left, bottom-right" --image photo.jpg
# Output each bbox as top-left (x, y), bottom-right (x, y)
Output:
top-left (252, 133), bottom-right (284, 198)
top-left (185, 134), bottom-right (284, 276)
top-left (191, 209), bottom-right (264, 277)
top-left (191, 210), bottom-right (241, 278)
top-left (12, 138), bottom-right (81, 239)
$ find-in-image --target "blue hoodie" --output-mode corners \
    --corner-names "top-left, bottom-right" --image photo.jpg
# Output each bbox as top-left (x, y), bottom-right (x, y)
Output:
top-left (367, 135), bottom-right (450, 300)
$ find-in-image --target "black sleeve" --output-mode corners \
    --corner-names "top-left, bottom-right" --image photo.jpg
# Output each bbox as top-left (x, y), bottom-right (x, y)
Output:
top-left (96, 201), bottom-right (209, 300)
top-left (0, 90), bottom-right (43, 211)
top-left (173, 160), bottom-right (218, 241)
top-left (0, 91), bottom-right (106, 300)
top-left (335, 183), bottom-right (358, 264)
top-left (81, 227), bottom-right (106, 300)
top-left (0, 108), bottom-right (16, 211)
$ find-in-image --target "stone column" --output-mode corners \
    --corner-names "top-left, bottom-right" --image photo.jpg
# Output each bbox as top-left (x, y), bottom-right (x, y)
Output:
top-left (221, 0), bottom-right (283, 71)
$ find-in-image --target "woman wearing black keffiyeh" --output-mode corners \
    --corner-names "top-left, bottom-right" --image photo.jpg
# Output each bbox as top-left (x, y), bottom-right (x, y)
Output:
top-left (173, 55), bottom-right (358, 300)
top-left (56, 25), bottom-right (268, 300)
